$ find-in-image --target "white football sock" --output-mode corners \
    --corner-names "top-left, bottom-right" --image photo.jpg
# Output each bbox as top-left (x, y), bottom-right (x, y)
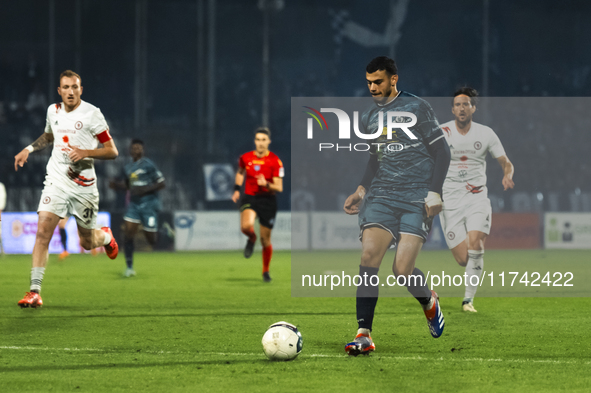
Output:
top-left (102, 230), bottom-right (112, 246)
top-left (30, 267), bottom-right (46, 293)
top-left (357, 328), bottom-right (371, 336)
top-left (464, 250), bottom-right (484, 302)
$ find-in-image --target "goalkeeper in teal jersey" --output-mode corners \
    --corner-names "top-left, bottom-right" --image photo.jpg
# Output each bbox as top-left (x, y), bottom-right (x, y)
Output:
top-left (343, 57), bottom-right (451, 356)
top-left (110, 139), bottom-right (165, 277)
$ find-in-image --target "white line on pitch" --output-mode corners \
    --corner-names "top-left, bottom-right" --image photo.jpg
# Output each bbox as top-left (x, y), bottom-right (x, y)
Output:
top-left (0, 346), bottom-right (588, 365)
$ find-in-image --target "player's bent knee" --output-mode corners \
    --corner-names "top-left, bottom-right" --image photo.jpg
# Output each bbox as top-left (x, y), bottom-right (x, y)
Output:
top-left (392, 265), bottom-right (414, 278)
top-left (35, 227), bottom-right (55, 244)
top-left (360, 250), bottom-right (382, 268)
top-left (241, 225), bottom-right (254, 234)
top-left (455, 255), bottom-right (468, 267)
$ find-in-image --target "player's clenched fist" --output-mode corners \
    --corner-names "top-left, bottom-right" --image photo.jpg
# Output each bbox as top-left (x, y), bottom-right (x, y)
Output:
top-left (424, 191), bottom-right (442, 217)
top-left (14, 149), bottom-right (30, 171)
top-left (67, 143), bottom-right (87, 163)
top-left (231, 190), bottom-right (240, 203)
top-left (344, 185), bottom-right (366, 215)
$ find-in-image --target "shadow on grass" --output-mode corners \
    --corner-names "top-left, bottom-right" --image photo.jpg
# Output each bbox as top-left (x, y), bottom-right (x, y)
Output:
top-left (225, 278), bottom-right (265, 283)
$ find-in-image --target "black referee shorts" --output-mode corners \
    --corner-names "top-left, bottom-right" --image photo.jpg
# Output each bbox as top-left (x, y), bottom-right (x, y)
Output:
top-left (240, 194), bottom-right (278, 229)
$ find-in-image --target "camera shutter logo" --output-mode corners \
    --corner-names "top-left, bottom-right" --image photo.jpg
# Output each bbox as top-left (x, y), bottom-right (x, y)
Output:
top-left (474, 141), bottom-right (482, 150)
top-left (43, 196), bottom-right (51, 204)
top-left (75, 121), bottom-right (83, 130)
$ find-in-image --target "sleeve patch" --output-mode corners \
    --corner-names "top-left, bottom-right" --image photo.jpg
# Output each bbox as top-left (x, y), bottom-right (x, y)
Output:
top-left (96, 130), bottom-right (112, 143)
top-left (279, 167), bottom-right (285, 178)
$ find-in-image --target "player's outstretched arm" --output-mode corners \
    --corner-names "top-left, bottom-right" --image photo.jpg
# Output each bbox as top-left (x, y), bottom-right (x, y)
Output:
top-left (14, 133), bottom-right (54, 171)
top-left (232, 167), bottom-right (246, 203)
top-left (497, 155), bottom-right (515, 190)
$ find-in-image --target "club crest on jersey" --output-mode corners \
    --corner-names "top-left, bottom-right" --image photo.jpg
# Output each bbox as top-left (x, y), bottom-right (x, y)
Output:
top-left (75, 121), bottom-right (83, 130)
top-left (474, 141), bottom-right (482, 150)
top-left (254, 165), bottom-right (261, 171)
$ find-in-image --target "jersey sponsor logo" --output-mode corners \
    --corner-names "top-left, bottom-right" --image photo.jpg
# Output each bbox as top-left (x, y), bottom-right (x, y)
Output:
top-left (474, 141), bottom-right (482, 150)
top-left (459, 170), bottom-right (468, 178)
top-left (63, 136), bottom-right (69, 143)
top-left (252, 160), bottom-right (265, 165)
top-left (75, 121), bottom-right (83, 130)
top-left (43, 196), bottom-right (51, 204)
top-left (460, 155), bottom-right (468, 162)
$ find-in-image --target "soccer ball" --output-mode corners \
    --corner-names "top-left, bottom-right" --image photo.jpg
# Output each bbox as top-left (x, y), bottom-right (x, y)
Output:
top-left (261, 321), bottom-right (303, 361)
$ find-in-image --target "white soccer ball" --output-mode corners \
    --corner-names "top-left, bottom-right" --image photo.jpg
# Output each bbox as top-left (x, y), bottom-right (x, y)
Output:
top-left (261, 321), bottom-right (303, 361)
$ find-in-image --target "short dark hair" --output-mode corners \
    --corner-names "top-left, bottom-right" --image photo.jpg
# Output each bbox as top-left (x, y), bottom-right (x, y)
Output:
top-left (59, 70), bottom-right (82, 85)
top-left (131, 138), bottom-right (144, 146)
top-left (366, 56), bottom-right (398, 76)
top-left (452, 87), bottom-right (479, 107)
top-left (254, 127), bottom-right (271, 138)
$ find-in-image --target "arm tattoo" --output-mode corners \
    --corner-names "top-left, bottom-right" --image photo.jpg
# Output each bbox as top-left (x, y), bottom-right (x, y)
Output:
top-left (31, 133), bottom-right (52, 152)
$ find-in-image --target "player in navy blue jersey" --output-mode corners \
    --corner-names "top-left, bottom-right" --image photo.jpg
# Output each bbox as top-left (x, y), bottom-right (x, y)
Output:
top-left (343, 57), bottom-right (451, 356)
top-left (110, 139), bottom-right (165, 277)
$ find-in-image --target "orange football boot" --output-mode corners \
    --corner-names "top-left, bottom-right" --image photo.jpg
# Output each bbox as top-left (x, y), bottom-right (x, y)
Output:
top-left (101, 227), bottom-right (119, 259)
top-left (18, 292), bottom-right (43, 308)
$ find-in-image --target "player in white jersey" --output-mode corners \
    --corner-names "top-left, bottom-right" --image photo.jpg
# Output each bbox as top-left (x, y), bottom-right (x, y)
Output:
top-left (440, 87), bottom-right (514, 312)
top-left (13, 70), bottom-right (120, 308)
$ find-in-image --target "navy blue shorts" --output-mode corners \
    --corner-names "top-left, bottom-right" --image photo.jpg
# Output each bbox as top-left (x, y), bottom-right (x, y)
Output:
top-left (124, 201), bottom-right (160, 232)
top-left (358, 192), bottom-right (432, 244)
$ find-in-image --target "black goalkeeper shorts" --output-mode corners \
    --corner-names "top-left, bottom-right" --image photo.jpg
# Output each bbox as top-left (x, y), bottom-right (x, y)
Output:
top-left (240, 194), bottom-right (278, 229)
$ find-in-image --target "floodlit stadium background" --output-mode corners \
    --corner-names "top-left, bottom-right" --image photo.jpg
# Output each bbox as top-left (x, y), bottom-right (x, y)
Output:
top-left (1, 0), bottom-right (591, 253)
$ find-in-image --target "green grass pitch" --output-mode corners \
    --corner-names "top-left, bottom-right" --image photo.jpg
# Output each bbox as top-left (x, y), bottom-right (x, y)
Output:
top-left (0, 250), bottom-right (590, 392)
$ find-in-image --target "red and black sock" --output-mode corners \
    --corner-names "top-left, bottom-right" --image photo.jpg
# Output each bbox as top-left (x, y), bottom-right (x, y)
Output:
top-left (262, 244), bottom-right (273, 273)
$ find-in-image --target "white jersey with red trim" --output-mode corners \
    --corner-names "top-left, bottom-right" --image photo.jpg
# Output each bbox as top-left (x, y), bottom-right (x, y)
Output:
top-left (43, 100), bottom-right (111, 195)
top-left (440, 120), bottom-right (506, 209)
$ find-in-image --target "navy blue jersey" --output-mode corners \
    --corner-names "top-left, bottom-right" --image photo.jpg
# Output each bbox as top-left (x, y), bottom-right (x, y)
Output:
top-left (360, 91), bottom-right (444, 197)
top-left (123, 157), bottom-right (165, 205)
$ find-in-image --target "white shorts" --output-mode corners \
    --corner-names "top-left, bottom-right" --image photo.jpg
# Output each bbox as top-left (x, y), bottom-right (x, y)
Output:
top-left (440, 199), bottom-right (492, 249)
top-left (37, 185), bottom-right (99, 229)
